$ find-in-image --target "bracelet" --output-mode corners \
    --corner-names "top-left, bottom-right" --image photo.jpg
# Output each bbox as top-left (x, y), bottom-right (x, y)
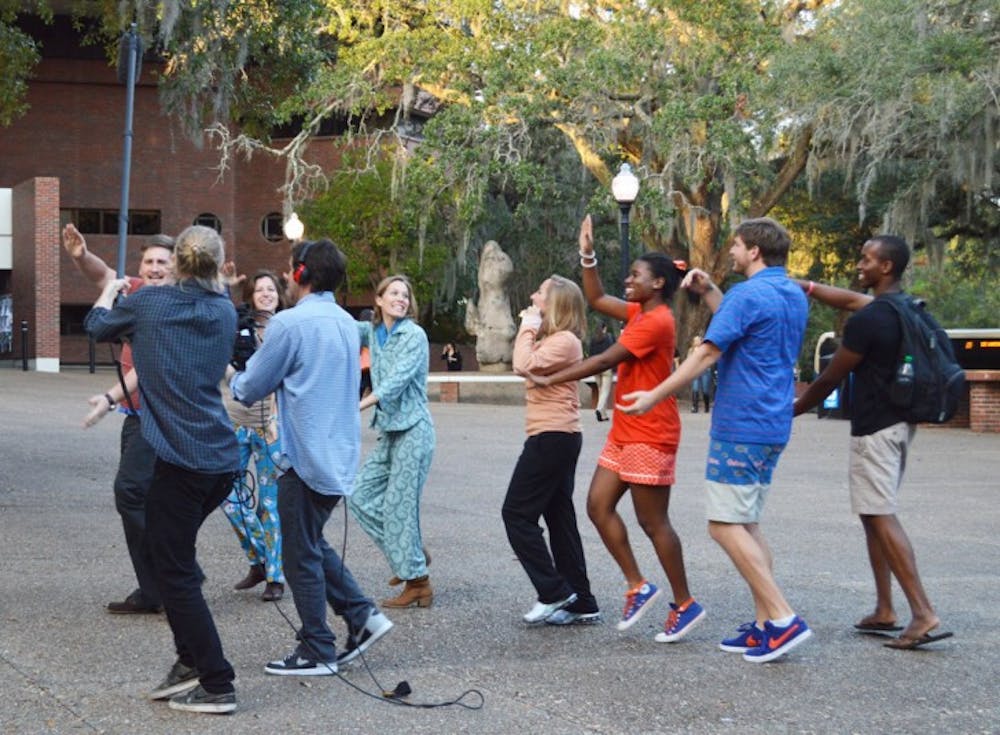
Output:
top-left (580, 257), bottom-right (598, 268)
top-left (578, 250), bottom-right (597, 260)
top-left (104, 393), bottom-right (117, 411)
top-left (806, 280), bottom-right (816, 296)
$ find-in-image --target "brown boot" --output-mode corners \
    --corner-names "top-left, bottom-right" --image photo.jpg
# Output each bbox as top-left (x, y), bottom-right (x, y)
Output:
top-left (234, 564), bottom-right (266, 590)
top-left (381, 576), bottom-right (433, 608)
top-left (388, 548), bottom-right (431, 587)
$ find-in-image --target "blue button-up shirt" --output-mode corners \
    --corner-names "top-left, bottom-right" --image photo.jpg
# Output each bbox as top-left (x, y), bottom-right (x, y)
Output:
top-left (229, 292), bottom-right (361, 496)
top-left (705, 266), bottom-right (807, 444)
top-left (358, 318), bottom-right (432, 433)
top-left (84, 281), bottom-right (239, 474)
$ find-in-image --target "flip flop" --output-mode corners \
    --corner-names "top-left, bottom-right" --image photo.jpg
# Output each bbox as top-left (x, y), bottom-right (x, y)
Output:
top-left (854, 621), bottom-right (904, 634)
top-left (883, 631), bottom-right (954, 650)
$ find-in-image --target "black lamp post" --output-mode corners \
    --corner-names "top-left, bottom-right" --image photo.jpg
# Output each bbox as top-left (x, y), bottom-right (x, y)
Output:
top-left (611, 163), bottom-right (640, 293)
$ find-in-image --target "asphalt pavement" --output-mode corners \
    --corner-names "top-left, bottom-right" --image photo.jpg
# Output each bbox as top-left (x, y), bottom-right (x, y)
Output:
top-left (1, 367), bottom-right (998, 734)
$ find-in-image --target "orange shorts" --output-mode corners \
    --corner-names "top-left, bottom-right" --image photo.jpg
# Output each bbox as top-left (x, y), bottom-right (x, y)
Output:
top-left (598, 439), bottom-right (677, 487)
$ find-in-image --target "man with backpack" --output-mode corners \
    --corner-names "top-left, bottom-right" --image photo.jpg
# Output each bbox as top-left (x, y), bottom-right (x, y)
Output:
top-left (794, 235), bottom-right (953, 650)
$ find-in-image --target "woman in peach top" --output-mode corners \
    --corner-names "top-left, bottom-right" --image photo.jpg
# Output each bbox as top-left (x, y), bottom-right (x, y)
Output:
top-left (504, 275), bottom-right (600, 626)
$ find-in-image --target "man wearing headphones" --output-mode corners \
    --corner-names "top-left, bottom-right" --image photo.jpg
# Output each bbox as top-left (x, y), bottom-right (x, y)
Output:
top-left (228, 239), bottom-right (393, 674)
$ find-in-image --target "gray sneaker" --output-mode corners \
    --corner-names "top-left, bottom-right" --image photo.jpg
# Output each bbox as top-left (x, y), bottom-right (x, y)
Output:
top-left (167, 684), bottom-right (236, 714)
top-left (337, 609), bottom-right (394, 665)
top-left (545, 609), bottom-right (602, 626)
top-left (149, 660), bottom-right (199, 700)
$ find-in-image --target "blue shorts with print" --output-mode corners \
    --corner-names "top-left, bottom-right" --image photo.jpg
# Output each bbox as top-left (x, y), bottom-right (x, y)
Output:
top-left (705, 439), bottom-right (785, 523)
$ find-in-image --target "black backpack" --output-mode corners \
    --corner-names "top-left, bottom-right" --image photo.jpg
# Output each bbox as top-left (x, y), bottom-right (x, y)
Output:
top-left (883, 293), bottom-right (966, 423)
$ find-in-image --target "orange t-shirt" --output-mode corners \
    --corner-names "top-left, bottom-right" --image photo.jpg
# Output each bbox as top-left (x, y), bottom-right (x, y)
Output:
top-left (611, 302), bottom-right (680, 448)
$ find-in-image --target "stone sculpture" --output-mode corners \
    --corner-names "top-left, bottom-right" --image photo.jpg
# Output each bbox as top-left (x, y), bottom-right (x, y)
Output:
top-left (464, 240), bottom-right (516, 372)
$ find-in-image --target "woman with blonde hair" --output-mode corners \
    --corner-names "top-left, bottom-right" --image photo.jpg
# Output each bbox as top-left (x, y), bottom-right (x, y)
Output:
top-left (349, 275), bottom-right (436, 608)
top-left (505, 275), bottom-right (600, 625)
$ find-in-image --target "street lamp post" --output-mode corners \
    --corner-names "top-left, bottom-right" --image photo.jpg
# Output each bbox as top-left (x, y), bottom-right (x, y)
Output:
top-left (611, 163), bottom-right (640, 293)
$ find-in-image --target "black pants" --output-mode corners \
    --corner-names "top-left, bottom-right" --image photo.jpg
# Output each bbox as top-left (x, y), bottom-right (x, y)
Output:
top-left (145, 459), bottom-right (235, 694)
top-left (502, 432), bottom-right (597, 611)
top-left (114, 414), bottom-right (160, 606)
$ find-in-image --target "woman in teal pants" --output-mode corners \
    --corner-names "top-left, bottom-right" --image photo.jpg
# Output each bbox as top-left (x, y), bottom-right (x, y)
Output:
top-left (350, 275), bottom-right (436, 608)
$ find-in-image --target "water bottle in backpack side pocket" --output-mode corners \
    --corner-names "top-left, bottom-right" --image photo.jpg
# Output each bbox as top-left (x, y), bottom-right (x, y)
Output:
top-left (890, 354), bottom-right (914, 407)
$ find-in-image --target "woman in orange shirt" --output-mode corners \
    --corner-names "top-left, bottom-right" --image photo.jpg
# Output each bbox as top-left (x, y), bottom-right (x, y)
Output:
top-left (505, 275), bottom-right (599, 626)
top-left (526, 215), bottom-right (703, 642)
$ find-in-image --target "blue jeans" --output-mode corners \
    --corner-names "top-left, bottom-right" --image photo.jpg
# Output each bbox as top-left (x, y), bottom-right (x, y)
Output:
top-left (278, 470), bottom-right (375, 662)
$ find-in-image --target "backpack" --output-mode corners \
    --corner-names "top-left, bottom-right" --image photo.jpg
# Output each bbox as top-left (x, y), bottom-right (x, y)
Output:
top-left (882, 293), bottom-right (966, 424)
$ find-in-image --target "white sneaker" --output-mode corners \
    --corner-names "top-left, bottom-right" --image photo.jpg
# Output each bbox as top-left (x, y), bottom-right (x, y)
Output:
top-left (522, 593), bottom-right (578, 624)
top-left (545, 609), bottom-right (602, 626)
top-left (337, 609), bottom-right (394, 664)
top-left (264, 652), bottom-right (337, 676)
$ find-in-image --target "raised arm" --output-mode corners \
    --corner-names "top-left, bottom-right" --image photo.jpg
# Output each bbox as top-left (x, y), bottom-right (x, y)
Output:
top-left (578, 214), bottom-right (629, 322)
top-left (63, 224), bottom-right (116, 289)
top-left (795, 279), bottom-right (872, 312)
top-left (681, 268), bottom-right (723, 313)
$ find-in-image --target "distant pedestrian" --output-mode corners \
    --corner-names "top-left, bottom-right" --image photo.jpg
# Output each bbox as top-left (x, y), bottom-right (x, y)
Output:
top-left (589, 320), bottom-right (615, 422)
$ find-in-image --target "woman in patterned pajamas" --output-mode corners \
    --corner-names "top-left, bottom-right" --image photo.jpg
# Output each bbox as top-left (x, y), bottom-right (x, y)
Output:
top-left (350, 275), bottom-right (436, 608)
top-left (222, 270), bottom-right (286, 601)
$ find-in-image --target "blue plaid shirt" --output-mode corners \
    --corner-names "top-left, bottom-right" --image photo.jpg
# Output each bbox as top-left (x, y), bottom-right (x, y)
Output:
top-left (229, 292), bottom-right (361, 496)
top-left (85, 281), bottom-right (239, 474)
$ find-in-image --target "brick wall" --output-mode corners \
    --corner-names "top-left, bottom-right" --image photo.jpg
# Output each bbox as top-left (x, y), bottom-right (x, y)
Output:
top-left (966, 371), bottom-right (1000, 433)
top-left (11, 177), bottom-right (60, 368)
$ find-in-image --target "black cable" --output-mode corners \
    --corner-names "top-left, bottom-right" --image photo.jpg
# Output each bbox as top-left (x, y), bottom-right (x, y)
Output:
top-left (263, 499), bottom-right (483, 710)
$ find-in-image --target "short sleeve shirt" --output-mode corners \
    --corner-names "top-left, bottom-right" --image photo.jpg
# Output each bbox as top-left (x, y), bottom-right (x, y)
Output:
top-left (705, 267), bottom-right (807, 444)
top-left (612, 302), bottom-right (680, 448)
top-left (841, 296), bottom-right (908, 437)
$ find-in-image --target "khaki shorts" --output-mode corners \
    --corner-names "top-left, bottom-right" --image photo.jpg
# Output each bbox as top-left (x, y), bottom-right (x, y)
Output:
top-left (848, 422), bottom-right (915, 516)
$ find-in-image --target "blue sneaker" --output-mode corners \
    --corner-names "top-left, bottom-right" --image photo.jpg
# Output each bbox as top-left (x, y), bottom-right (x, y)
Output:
top-left (654, 599), bottom-right (706, 643)
top-left (719, 622), bottom-right (764, 653)
top-left (616, 581), bottom-right (661, 631)
top-left (742, 615), bottom-right (812, 663)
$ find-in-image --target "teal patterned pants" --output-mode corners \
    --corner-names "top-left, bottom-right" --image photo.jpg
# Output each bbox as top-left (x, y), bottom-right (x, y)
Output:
top-left (349, 419), bottom-right (435, 581)
top-left (221, 425), bottom-right (284, 584)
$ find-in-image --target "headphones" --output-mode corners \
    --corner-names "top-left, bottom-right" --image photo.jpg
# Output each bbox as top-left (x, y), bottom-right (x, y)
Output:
top-left (292, 241), bottom-right (315, 285)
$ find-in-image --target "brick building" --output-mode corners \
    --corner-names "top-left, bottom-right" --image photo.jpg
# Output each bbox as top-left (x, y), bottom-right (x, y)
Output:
top-left (0, 15), bottom-right (348, 367)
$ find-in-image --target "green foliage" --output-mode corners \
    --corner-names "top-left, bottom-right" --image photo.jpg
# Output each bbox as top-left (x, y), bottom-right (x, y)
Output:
top-left (0, 2), bottom-right (44, 126)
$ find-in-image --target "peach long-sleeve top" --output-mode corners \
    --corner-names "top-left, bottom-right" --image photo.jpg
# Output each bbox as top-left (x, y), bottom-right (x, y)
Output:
top-left (513, 324), bottom-right (583, 436)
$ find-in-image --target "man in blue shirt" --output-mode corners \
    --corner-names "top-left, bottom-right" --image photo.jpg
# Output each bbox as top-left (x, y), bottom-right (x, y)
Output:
top-left (229, 239), bottom-right (392, 675)
top-left (620, 217), bottom-right (812, 663)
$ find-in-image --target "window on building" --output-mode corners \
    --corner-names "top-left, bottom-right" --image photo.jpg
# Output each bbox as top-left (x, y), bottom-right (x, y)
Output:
top-left (194, 213), bottom-right (222, 232)
top-left (62, 208), bottom-right (161, 235)
top-left (262, 212), bottom-right (284, 242)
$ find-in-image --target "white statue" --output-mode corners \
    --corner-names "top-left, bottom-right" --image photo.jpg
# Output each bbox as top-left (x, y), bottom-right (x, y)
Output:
top-left (464, 241), bottom-right (516, 372)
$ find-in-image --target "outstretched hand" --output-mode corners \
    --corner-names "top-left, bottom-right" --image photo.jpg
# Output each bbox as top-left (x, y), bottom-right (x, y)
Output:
top-left (62, 223), bottom-right (86, 259)
top-left (221, 261), bottom-right (246, 288)
top-left (616, 390), bottom-right (658, 416)
top-left (83, 394), bottom-right (111, 428)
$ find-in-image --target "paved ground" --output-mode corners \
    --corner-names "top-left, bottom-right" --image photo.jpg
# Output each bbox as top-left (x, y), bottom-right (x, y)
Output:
top-left (1, 367), bottom-right (998, 734)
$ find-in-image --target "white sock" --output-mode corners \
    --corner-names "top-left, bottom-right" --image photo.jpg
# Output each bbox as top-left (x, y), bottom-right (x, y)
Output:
top-left (770, 614), bottom-right (796, 628)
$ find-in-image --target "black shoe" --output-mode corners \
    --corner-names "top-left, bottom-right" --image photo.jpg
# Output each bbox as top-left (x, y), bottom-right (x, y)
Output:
top-left (150, 660), bottom-right (199, 700)
top-left (107, 589), bottom-right (161, 615)
top-left (167, 684), bottom-right (236, 714)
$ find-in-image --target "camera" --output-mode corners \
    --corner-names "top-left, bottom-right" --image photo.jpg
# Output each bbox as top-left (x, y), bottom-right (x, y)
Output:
top-left (230, 308), bottom-right (257, 371)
